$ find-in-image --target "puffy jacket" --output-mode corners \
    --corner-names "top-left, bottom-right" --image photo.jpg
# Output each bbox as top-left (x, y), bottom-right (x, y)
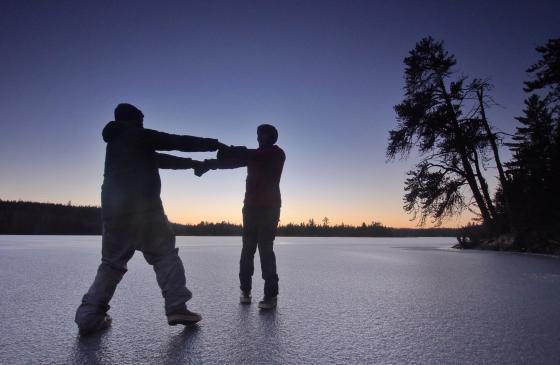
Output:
top-left (218, 145), bottom-right (285, 208)
top-left (101, 121), bottom-right (219, 219)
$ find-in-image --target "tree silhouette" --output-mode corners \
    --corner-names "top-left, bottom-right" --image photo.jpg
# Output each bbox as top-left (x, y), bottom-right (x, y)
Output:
top-left (524, 38), bottom-right (560, 106)
top-left (523, 38), bottom-right (560, 206)
top-left (505, 95), bottom-right (555, 228)
top-left (503, 38), bottom-right (560, 242)
top-left (387, 37), bottom-right (508, 228)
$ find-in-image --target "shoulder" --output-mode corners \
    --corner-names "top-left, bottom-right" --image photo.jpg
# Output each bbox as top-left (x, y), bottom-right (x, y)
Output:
top-left (272, 145), bottom-right (285, 159)
top-left (256, 145), bottom-right (285, 162)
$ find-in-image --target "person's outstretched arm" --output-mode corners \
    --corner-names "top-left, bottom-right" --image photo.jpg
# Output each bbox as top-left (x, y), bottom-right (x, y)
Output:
top-left (141, 129), bottom-right (224, 152)
top-left (156, 153), bottom-right (202, 170)
top-left (194, 146), bottom-right (248, 176)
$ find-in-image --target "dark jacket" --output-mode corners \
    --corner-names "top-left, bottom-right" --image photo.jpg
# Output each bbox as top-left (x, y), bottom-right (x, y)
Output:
top-left (101, 121), bottom-right (219, 219)
top-left (218, 145), bottom-right (285, 208)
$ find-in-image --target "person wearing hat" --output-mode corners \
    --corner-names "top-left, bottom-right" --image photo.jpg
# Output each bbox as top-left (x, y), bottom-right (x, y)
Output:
top-left (195, 124), bottom-right (285, 309)
top-left (75, 103), bottom-right (225, 335)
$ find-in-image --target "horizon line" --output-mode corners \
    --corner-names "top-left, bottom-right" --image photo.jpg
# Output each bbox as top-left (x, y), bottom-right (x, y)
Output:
top-left (0, 198), bottom-right (468, 230)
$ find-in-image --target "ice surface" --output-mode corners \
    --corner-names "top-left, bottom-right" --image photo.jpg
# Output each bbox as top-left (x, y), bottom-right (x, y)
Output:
top-left (1, 236), bottom-right (559, 364)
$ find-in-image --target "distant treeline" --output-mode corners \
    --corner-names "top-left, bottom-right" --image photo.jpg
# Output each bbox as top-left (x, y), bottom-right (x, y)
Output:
top-left (0, 200), bottom-right (102, 235)
top-left (0, 200), bottom-right (458, 237)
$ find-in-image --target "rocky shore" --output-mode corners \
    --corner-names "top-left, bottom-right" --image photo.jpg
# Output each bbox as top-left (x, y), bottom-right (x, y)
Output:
top-left (454, 232), bottom-right (560, 256)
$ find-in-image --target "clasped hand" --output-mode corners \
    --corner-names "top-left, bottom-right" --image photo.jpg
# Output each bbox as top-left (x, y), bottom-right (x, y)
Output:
top-left (193, 143), bottom-right (232, 177)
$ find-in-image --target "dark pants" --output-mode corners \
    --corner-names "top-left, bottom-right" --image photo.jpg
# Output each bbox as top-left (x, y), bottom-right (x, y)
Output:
top-left (240, 205), bottom-right (280, 297)
top-left (75, 211), bottom-right (192, 332)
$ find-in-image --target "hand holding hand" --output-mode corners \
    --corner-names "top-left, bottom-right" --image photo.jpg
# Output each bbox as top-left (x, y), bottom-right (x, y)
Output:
top-left (194, 161), bottom-right (210, 177)
top-left (217, 145), bottom-right (246, 161)
top-left (194, 159), bottom-right (219, 177)
top-left (216, 142), bottom-right (230, 151)
top-left (194, 167), bottom-right (209, 177)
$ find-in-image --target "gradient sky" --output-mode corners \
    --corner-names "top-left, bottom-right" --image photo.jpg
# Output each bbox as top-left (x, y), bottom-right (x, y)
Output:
top-left (1, 0), bottom-right (559, 227)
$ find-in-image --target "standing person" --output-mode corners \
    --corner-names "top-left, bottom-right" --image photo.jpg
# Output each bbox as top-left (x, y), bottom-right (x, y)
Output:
top-left (75, 103), bottom-right (224, 335)
top-left (195, 124), bottom-right (285, 309)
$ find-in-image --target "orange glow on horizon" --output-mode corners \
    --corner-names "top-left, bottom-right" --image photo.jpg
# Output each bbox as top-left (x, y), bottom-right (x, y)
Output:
top-left (164, 206), bottom-right (473, 229)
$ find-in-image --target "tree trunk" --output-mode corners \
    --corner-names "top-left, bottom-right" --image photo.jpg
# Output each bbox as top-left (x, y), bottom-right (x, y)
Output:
top-left (477, 88), bottom-right (514, 232)
top-left (472, 149), bottom-right (498, 220)
top-left (458, 151), bottom-right (495, 226)
top-left (438, 79), bottom-right (495, 227)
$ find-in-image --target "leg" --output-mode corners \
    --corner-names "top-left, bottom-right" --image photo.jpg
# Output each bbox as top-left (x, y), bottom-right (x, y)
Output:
top-left (140, 213), bottom-right (192, 315)
top-left (240, 206), bottom-right (259, 293)
top-left (75, 219), bottom-right (135, 332)
top-left (257, 208), bottom-right (280, 297)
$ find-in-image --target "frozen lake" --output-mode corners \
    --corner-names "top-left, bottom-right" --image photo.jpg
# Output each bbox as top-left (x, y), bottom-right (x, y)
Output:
top-left (1, 235), bottom-right (560, 364)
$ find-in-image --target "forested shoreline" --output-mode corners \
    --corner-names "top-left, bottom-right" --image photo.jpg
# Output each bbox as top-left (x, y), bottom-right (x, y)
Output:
top-left (387, 37), bottom-right (560, 255)
top-left (0, 200), bottom-right (458, 237)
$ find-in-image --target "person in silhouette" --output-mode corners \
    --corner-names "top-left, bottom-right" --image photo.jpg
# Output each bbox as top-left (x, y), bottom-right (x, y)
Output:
top-left (195, 124), bottom-right (285, 309)
top-left (75, 103), bottom-right (225, 335)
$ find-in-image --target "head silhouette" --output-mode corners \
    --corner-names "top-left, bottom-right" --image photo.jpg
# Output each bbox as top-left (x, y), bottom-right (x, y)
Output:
top-left (114, 103), bottom-right (144, 126)
top-left (257, 124), bottom-right (278, 147)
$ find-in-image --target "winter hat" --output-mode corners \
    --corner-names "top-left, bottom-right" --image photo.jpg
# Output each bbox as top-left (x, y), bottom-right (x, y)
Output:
top-left (114, 103), bottom-right (144, 122)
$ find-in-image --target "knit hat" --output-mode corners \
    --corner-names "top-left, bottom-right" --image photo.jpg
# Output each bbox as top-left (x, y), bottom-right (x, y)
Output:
top-left (114, 103), bottom-right (144, 122)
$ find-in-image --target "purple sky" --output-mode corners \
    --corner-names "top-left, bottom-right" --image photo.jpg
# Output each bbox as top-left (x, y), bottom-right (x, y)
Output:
top-left (1, 0), bottom-right (558, 227)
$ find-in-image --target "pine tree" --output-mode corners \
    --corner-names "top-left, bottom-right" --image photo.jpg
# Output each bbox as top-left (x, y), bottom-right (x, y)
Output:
top-left (505, 37), bottom-right (560, 234)
top-left (505, 95), bottom-right (555, 228)
top-left (387, 37), bottom-right (507, 228)
top-left (524, 38), bottom-right (560, 106)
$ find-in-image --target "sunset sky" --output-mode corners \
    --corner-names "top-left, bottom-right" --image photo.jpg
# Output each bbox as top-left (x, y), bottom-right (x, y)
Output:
top-left (1, 1), bottom-right (558, 227)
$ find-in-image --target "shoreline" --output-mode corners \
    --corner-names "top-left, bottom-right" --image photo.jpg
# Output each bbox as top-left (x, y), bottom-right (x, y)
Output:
top-left (454, 233), bottom-right (560, 256)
